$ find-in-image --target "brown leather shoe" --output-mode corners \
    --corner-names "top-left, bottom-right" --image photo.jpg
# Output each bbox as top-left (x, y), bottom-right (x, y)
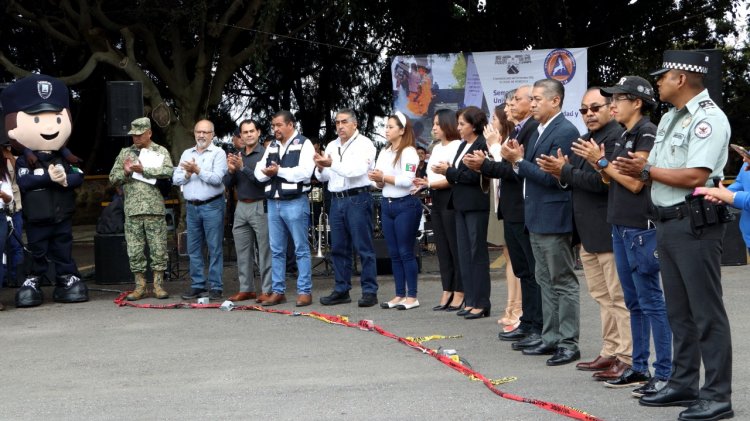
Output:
top-left (261, 293), bottom-right (287, 306)
top-left (593, 359), bottom-right (630, 381)
top-left (228, 292), bottom-right (257, 302)
top-left (296, 294), bottom-right (312, 307)
top-left (576, 355), bottom-right (617, 371)
top-left (256, 292), bottom-right (272, 303)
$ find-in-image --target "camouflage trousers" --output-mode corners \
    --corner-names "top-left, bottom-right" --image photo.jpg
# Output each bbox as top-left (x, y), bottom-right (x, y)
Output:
top-left (125, 214), bottom-right (168, 272)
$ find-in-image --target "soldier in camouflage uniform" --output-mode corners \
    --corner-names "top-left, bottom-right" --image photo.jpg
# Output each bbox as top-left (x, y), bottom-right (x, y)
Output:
top-left (109, 117), bottom-right (174, 300)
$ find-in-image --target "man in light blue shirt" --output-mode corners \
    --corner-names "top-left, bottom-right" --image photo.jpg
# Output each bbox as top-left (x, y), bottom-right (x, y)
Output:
top-left (173, 119), bottom-right (228, 300)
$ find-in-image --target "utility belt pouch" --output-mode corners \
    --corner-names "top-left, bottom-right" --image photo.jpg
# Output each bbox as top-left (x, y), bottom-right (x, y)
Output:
top-left (684, 193), bottom-right (728, 230)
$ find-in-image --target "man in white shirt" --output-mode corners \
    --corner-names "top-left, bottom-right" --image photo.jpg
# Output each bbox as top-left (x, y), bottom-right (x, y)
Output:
top-left (254, 110), bottom-right (316, 306)
top-left (315, 109), bottom-right (378, 307)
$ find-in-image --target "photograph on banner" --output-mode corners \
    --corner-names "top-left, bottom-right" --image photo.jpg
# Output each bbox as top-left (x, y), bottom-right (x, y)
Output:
top-left (391, 53), bottom-right (485, 149)
top-left (392, 48), bottom-right (588, 146)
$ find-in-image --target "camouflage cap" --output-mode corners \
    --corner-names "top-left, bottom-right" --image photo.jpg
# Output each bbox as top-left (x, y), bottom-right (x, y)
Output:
top-left (128, 117), bottom-right (151, 135)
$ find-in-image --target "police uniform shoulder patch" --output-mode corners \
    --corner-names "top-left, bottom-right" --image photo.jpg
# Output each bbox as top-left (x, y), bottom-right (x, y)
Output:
top-left (698, 99), bottom-right (717, 109)
top-left (694, 121), bottom-right (712, 139)
top-left (18, 167), bottom-right (29, 177)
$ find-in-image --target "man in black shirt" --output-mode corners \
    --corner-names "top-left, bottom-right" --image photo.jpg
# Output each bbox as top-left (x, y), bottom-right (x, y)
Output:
top-left (223, 119), bottom-right (272, 303)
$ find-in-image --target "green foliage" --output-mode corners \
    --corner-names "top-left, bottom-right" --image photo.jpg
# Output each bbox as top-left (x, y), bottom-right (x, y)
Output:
top-left (451, 54), bottom-right (467, 89)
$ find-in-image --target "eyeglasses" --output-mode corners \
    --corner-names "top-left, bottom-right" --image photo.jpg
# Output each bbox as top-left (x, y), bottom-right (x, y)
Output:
top-left (578, 103), bottom-right (610, 114)
top-left (194, 130), bottom-right (213, 135)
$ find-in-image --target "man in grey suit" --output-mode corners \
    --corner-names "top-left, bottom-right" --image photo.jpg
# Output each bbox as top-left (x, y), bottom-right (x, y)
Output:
top-left (501, 78), bottom-right (581, 366)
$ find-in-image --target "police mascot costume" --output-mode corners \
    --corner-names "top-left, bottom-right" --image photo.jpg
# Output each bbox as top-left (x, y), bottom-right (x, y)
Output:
top-left (0, 74), bottom-right (88, 307)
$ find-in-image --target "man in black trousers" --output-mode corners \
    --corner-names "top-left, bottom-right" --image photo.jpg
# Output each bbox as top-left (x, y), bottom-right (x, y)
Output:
top-left (464, 84), bottom-right (543, 348)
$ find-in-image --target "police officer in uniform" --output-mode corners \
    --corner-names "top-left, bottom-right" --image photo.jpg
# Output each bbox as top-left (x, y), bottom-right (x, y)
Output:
top-left (614, 50), bottom-right (733, 421)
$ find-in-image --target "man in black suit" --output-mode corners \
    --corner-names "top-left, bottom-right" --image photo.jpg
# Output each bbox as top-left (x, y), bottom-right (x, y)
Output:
top-left (500, 78), bottom-right (581, 366)
top-left (463, 84), bottom-right (544, 346)
top-left (537, 88), bottom-right (632, 379)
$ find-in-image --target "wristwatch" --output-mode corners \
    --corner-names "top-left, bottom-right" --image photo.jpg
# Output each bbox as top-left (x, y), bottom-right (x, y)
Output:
top-left (513, 158), bottom-right (523, 170)
top-left (640, 164), bottom-right (652, 182)
top-left (596, 156), bottom-right (609, 170)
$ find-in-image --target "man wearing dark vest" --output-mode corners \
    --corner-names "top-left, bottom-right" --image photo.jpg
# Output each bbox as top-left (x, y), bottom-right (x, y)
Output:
top-left (254, 110), bottom-right (316, 307)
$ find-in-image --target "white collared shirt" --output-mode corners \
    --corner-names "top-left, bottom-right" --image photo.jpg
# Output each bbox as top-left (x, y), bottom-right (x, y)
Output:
top-left (373, 145), bottom-right (419, 198)
top-left (315, 130), bottom-right (376, 192)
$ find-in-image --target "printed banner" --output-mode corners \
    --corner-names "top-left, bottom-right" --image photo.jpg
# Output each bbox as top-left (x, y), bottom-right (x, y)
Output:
top-left (391, 48), bottom-right (588, 147)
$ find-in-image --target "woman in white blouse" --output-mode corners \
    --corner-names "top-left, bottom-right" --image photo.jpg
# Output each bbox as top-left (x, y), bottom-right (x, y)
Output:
top-left (0, 162), bottom-right (15, 311)
top-left (368, 112), bottom-right (422, 310)
top-left (413, 109), bottom-right (463, 311)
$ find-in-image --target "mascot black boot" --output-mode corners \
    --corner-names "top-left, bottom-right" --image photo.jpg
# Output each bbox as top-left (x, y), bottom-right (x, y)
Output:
top-left (15, 275), bottom-right (43, 308)
top-left (53, 274), bottom-right (89, 303)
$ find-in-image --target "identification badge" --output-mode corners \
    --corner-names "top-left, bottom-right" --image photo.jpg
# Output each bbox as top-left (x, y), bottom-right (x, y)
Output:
top-left (33, 168), bottom-right (44, 176)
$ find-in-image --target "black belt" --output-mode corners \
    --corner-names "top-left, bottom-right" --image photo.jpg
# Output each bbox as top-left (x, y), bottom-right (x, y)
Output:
top-left (239, 198), bottom-right (264, 204)
top-left (384, 195), bottom-right (412, 203)
top-left (332, 187), bottom-right (370, 199)
top-left (656, 202), bottom-right (689, 221)
top-left (188, 193), bottom-right (223, 206)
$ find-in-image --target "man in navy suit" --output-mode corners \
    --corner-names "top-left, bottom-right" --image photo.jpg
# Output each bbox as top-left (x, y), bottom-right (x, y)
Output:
top-left (501, 78), bottom-right (581, 366)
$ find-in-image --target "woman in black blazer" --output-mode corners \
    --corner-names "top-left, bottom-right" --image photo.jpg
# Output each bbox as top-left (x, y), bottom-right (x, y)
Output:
top-left (432, 106), bottom-right (491, 319)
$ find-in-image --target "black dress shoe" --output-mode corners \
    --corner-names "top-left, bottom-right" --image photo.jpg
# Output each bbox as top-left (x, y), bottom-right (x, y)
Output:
top-left (522, 343), bottom-right (556, 356)
top-left (432, 293), bottom-right (453, 311)
top-left (639, 387), bottom-right (698, 407)
top-left (604, 368), bottom-right (650, 388)
top-left (679, 399), bottom-right (733, 421)
top-left (456, 308), bottom-right (472, 316)
top-left (499, 326), bottom-right (530, 342)
top-left (511, 333), bottom-right (542, 350)
top-left (358, 293), bottom-right (378, 307)
top-left (320, 290), bottom-right (351, 306)
top-left (546, 347), bottom-right (581, 366)
top-left (464, 307), bottom-right (490, 319)
top-left (445, 300), bottom-right (464, 312)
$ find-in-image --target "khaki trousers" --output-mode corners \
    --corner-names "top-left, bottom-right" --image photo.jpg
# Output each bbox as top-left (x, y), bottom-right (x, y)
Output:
top-left (580, 247), bottom-right (632, 365)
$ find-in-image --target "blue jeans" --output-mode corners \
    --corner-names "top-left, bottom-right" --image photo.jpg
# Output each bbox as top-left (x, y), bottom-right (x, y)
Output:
top-left (329, 192), bottom-right (378, 295)
top-left (268, 195), bottom-right (312, 294)
top-left (186, 198), bottom-right (225, 291)
top-left (612, 224), bottom-right (672, 379)
top-left (380, 195), bottom-right (421, 297)
top-left (3, 211), bottom-right (22, 286)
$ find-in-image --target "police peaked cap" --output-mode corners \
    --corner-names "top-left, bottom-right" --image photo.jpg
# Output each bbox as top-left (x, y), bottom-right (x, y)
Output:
top-left (650, 50), bottom-right (710, 76)
top-left (0, 74), bottom-right (70, 115)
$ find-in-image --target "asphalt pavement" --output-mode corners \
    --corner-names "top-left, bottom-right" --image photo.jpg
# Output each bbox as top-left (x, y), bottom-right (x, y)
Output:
top-left (1, 225), bottom-right (748, 420)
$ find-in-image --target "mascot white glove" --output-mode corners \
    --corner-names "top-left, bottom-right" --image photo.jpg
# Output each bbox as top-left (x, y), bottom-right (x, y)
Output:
top-left (48, 164), bottom-right (68, 187)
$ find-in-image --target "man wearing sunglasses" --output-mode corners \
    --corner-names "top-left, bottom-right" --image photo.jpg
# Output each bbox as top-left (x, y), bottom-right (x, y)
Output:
top-left (537, 88), bottom-right (631, 380)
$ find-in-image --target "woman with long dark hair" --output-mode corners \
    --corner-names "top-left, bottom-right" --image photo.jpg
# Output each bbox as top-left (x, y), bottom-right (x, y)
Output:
top-left (413, 109), bottom-right (463, 311)
top-left (369, 112), bottom-right (422, 310)
top-left (433, 106), bottom-right (491, 319)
